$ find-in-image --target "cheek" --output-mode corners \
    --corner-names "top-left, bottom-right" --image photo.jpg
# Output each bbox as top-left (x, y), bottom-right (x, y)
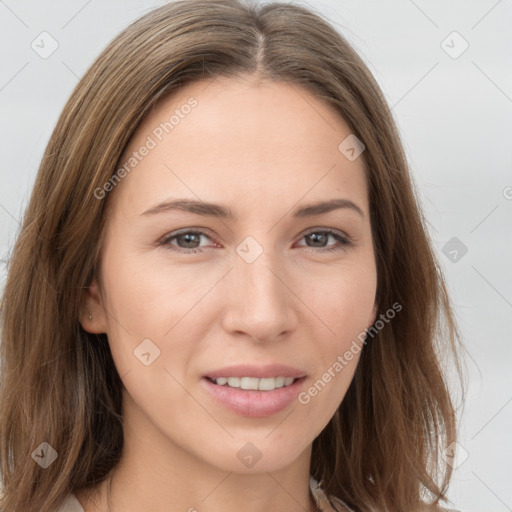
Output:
top-left (299, 289), bottom-right (369, 427)
top-left (299, 260), bottom-right (375, 412)
top-left (99, 246), bottom-right (218, 384)
top-left (101, 247), bottom-right (188, 330)
top-left (306, 260), bottom-right (377, 340)
top-left (98, 251), bottom-right (175, 376)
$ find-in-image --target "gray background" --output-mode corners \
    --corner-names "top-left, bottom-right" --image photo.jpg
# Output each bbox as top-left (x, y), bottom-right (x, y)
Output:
top-left (1, 1), bottom-right (511, 510)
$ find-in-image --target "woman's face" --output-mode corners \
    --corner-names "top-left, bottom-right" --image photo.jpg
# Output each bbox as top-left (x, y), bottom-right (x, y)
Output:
top-left (84, 76), bottom-right (377, 473)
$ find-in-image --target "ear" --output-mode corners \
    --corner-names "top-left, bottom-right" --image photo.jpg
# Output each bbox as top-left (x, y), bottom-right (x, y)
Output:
top-left (79, 278), bottom-right (108, 334)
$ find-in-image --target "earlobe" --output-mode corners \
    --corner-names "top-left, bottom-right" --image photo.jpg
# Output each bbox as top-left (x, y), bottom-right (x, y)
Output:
top-left (80, 279), bottom-right (108, 333)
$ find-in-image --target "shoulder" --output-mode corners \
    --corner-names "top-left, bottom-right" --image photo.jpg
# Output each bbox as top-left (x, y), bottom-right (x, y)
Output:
top-left (54, 492), bottom-right (85, 512)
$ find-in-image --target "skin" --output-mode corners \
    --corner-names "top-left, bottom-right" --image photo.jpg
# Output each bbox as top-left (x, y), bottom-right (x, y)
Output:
top-left (78, 75), bottom-right (378, 512)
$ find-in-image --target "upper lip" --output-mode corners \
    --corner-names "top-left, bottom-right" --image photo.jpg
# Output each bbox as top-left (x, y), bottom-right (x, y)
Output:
top-left (205, 364), bottom-right (307, 379)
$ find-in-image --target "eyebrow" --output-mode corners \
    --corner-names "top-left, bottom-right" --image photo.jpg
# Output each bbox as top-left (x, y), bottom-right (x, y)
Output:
top-left (140, 197), bottom-right (365, 219)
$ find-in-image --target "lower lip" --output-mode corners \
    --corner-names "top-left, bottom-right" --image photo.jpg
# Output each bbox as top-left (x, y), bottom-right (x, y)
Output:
top-left (200, 377), bottom-right (306, 418)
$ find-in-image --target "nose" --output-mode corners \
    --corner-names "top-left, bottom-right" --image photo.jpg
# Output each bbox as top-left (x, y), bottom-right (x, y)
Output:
top-left (220, 245), bottom-right (298, 343)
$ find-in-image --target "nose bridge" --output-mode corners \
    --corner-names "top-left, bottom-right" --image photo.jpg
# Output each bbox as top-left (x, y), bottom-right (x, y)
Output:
top-left (222, 238), bottom-right (295, 340)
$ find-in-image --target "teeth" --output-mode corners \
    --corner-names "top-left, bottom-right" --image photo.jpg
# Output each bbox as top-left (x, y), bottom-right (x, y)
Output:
top-left (227, 377), bottom-right (240, 388)
top-left (212, 376), bottom-right (297, 390)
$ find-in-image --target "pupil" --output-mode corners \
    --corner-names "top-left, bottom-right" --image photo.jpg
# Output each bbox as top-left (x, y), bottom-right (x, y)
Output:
top-left (180, 233), bottom-right (199, 248)
top-left (308, 232), bottom-right (326, 247)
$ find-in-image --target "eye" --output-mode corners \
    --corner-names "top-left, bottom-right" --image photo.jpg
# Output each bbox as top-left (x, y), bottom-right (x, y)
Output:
top-left (158, 230), bottom-right (215, 254)
top-left (295, 228), bottom-right (352, 253)
top-left (158, 228), bottom-right (352, 254)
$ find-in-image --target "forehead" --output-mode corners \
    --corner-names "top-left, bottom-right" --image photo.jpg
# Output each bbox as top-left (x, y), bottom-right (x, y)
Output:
top-left (113, 77), bottom-right (368, 217)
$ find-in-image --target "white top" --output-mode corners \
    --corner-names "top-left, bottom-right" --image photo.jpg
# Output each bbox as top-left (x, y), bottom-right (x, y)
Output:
top-left (55, 477), bottom-right (462, 512)
top-left (56, 477), bottom-right (346, 511)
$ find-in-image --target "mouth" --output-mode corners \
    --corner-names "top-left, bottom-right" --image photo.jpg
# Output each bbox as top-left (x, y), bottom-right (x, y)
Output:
top-left (205, 375), bottom-right (303, 391)
top-left (200, 365), bottom-right (307, 418)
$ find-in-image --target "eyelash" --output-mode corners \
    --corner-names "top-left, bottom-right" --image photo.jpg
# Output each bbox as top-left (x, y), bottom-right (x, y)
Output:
top-left (158, 228), bottom-right (352, 254)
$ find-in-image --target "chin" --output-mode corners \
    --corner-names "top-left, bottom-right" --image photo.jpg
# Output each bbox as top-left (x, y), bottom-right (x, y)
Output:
top-left (194, 436), bottom-right (309, 474)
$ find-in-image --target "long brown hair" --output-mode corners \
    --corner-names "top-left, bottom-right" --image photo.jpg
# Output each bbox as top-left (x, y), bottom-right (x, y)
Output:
top-left (0, 1), bottom-right (465, 510)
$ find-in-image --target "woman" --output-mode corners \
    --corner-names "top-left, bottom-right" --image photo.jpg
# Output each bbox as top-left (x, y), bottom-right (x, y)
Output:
top-left (0, 0), bottom-right (465, 511)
